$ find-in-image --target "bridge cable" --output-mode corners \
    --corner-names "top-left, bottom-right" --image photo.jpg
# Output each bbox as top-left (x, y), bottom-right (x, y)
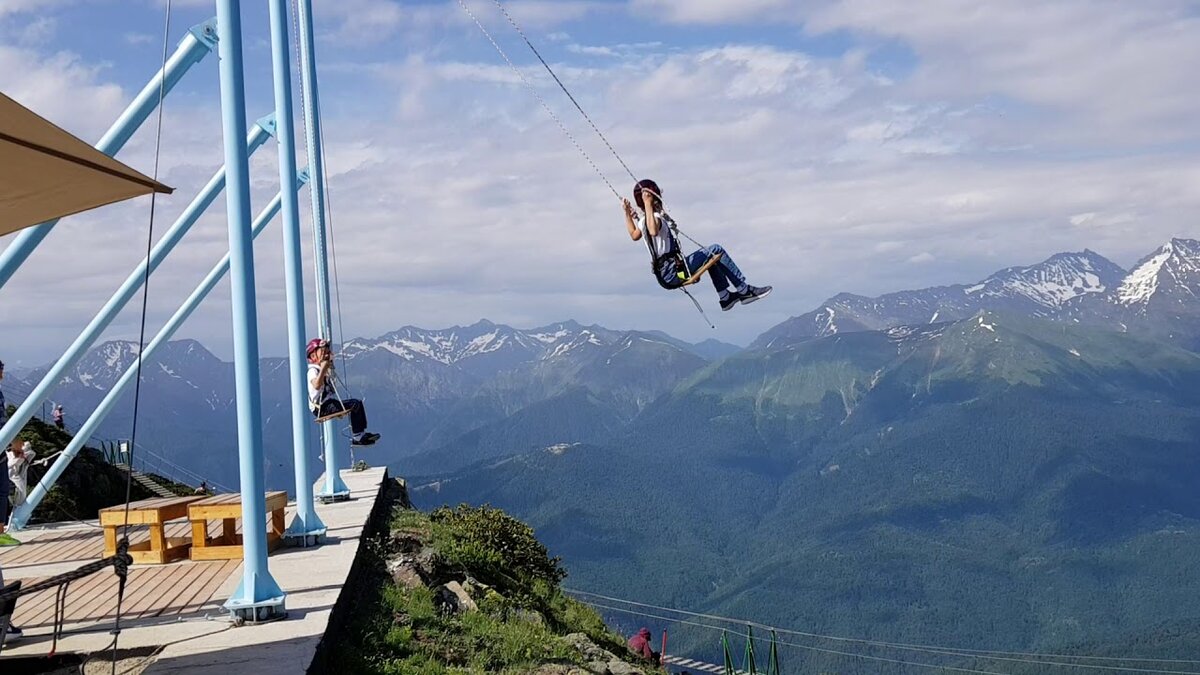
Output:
top-left (567, 589), bottom-right (1200, 671)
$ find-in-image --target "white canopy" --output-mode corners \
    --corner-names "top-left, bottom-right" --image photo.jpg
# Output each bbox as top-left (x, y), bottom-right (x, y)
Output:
top-left (0, 92), bottom-right (172, 237)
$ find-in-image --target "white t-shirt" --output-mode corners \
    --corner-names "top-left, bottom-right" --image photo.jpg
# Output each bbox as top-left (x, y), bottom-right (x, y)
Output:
top-left (307, 363), bottom-right (334, 411)
top-left (6, 444), bottom-right (35, 498)
top-left (634, 209), bottom-right (678, 259)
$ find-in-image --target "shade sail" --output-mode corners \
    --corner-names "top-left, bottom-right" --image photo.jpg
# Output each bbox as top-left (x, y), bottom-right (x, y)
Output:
top-left (0, 92), bottom-right (173, 237)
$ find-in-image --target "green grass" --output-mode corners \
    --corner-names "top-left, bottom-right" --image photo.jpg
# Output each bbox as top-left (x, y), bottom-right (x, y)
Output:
top-left (333, 504), bottom-right (649, 674)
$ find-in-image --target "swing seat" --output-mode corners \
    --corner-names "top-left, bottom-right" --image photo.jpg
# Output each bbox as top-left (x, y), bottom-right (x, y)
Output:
top-left (657, 251), bottom-right (722, 290)
top-left (679, 251), bottom-right (722, 287)
top-left (314, 408), bottom-right (352, 424)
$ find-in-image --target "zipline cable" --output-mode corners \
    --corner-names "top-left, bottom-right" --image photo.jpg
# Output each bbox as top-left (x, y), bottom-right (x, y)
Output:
top-left (110, 0), bottom-right (173, 669)
top-left (567, 589), bottom-right (1200, 670)
top-left (579, 599), bottom-right (1015, 675)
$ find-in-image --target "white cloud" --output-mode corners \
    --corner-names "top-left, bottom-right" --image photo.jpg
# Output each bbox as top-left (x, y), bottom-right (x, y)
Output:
top-left (630, 0), bottom-right (796, 24)
top-left (0, 0), bottom-right (1198, 363)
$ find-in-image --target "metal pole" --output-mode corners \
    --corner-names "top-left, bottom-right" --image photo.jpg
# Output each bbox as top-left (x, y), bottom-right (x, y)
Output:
top-left (0, 120), bottom-right (276, 456)
top-left (0, 18), bottom-right (218, 291)
top-left (8, 176), bottom-right (307, 531)
top-left (296, 0), bottom-right (349, 500)
top-left (215, 0), bottom-right (285, 621)
top-left (269, 0), bottom-right (325, 543)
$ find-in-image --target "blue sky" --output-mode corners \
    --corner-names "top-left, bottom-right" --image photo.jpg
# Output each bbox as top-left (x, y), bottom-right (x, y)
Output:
top-left (2, 0), bottom-right (1199, 364)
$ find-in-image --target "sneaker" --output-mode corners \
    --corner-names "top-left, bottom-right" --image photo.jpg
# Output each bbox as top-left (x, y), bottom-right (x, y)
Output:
top-left (739, 285), bottom-right (773, 305)
top-left (6, 624), bottom-right (23, 642)
top-left (719, 291), bottom-right (742, 311)
top-left (351, 432), bottom-right (380, 446)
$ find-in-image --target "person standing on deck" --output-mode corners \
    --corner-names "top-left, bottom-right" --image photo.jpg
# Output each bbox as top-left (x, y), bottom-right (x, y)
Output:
top-left (5, 442), bottom-right (35, 511)
top-left (52, 405), bottom-right (64, 430)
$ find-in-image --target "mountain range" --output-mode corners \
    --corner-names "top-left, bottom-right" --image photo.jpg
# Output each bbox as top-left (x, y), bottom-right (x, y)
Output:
top-left (754, 238), bottom-right (1200, 350)
top-left (12, 238), bottom-right (1200, 670)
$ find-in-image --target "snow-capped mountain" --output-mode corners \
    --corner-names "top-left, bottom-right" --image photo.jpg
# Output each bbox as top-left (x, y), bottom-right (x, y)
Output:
top-left (753, 242), bottom-right (1200, 350)
top-left (969, 250), bottom-right (1126, 310)
top-left (341, 319), bottom-right (727, 379)
top-left (23, 321), bottom-right (727, 487)
top-left (342, 319), bottom-right (578, 377)
top-left (1113, 238), bottom-right (1200, 314)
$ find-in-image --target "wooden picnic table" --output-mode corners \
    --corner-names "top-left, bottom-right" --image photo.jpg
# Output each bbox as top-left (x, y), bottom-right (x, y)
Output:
top-left (188, 491), bottom-right (288, 561)
top-left (99, 496), bottom-right (203, 565)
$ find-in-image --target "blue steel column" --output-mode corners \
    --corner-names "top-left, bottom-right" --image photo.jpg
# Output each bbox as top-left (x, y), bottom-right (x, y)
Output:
top-left (270, 0), bottom-right (325, 541)
top-left (216, 0), bottom-right (285, 620)
top-left (7, 174), bottom-right (308, 531)
top-left (0, 19), bottom-right (218, 291)
top-left (0, 119), bottom-right (275, 456)
top-left (296, 0), bottom-right (349, 500)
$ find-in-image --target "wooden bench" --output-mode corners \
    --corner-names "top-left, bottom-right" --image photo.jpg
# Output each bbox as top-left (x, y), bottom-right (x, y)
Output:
top-left (187, 491), bottom-right (288, 561)
top-left (99, 496), bottom-right (202, 565)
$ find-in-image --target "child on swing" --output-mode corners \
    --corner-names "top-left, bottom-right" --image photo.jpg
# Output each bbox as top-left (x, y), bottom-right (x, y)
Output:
top-left (623, 179), bottom-right (771, 311)
top-left (307, 338), bottom-right (379, 446)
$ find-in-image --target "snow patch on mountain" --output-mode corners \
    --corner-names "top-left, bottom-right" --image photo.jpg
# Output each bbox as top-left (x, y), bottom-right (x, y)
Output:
top-left (973, 251), bottom-right (1120, 308)
top-left (1117, 246), bottom-right (1173, 305)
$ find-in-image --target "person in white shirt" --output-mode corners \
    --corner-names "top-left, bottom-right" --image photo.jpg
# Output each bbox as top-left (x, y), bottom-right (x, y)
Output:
top-left (623, 178), bottom-right (771, 311)
top-left (306, 339), bottom-right (379, 446)
top-left (5, 442), bottom-right (34, 510)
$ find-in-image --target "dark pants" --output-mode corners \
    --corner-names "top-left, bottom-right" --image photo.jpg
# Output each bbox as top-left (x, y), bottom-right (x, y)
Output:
top-left (318, 398), bottom-right (367, 435)
top-left (0, 458), bottom-right (9, 527)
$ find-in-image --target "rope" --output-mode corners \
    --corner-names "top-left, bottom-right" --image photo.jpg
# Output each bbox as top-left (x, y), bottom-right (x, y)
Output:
top-left (110, 0), bottom-right (172, 668)
top-left (483, 0), bottom-right (709, 248)
top-left (312, 43), bottom-right (350, 385)
top-left (0, 542), bottom-right (132, 603)
top-left (458, 0), bottom-right (717, 326)
top-left (567, 589), bottom-right (1200, 671)
top-left (455, 0), bottom-right (623, 204)
top-left (488, 0), bottom-right (638, 183)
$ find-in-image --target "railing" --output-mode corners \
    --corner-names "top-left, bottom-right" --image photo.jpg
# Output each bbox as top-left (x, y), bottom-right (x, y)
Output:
top-left (2, 378), bottom-right (233, 494)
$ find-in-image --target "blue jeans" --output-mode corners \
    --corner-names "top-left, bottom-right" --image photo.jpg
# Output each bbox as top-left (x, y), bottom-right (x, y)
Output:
top-left (685, 244), bottom-right (746, 295)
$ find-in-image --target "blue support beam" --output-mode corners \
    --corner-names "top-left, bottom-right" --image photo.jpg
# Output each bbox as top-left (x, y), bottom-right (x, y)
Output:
top-left (269, 0), bottom-right (325, 543)
top-left (0, 118), bottom-right (276, 459)
top-left (295, 0), bottom-right (350, 501)
top-left (215, 0), bottom-right (286, 622)
top-left (8, 173), bottom-right (309, 531)
top-left (0, 18), bottom-right (218, 291)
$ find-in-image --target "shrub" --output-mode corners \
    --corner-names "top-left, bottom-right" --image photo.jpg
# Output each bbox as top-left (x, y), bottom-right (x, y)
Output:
top-left (430, 504), bottom-right (566, 603)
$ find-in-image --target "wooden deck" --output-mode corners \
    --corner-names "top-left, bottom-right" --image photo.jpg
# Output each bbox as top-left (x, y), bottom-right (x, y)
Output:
top-left (0, 468), bottom-right (390, 674)
top-left (0, 518), bottom-right (241, 630)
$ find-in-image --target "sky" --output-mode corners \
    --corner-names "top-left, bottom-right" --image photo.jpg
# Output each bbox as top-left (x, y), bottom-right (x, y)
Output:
top-left (1, 0), bottom-right (1199, 365)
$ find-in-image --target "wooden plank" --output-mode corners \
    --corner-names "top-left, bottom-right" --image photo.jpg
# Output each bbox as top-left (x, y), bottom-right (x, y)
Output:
top-left (190, 544), bottom-right (244, 562)
top-left (11, 571), bottom-right (108, 628)
top-left (117, 565), bottom-right (179, 620)
top-left (158, 560), bottom-right (232, 616)
top-left (135, 561), bottom-right (199, 620)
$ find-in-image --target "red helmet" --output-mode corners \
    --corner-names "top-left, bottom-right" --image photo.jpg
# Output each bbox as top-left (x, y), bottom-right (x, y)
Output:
top-left (306, 338), bottom-right (329, 356)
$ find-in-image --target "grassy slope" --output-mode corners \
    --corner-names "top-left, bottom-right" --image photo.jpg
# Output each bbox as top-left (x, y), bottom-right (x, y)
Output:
top-left (331, 504), bottom-right (660, 674)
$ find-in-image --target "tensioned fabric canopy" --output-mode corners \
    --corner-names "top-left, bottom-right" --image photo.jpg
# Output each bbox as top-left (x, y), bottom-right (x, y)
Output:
top-left (0, 92), bottom-right (172, 237)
